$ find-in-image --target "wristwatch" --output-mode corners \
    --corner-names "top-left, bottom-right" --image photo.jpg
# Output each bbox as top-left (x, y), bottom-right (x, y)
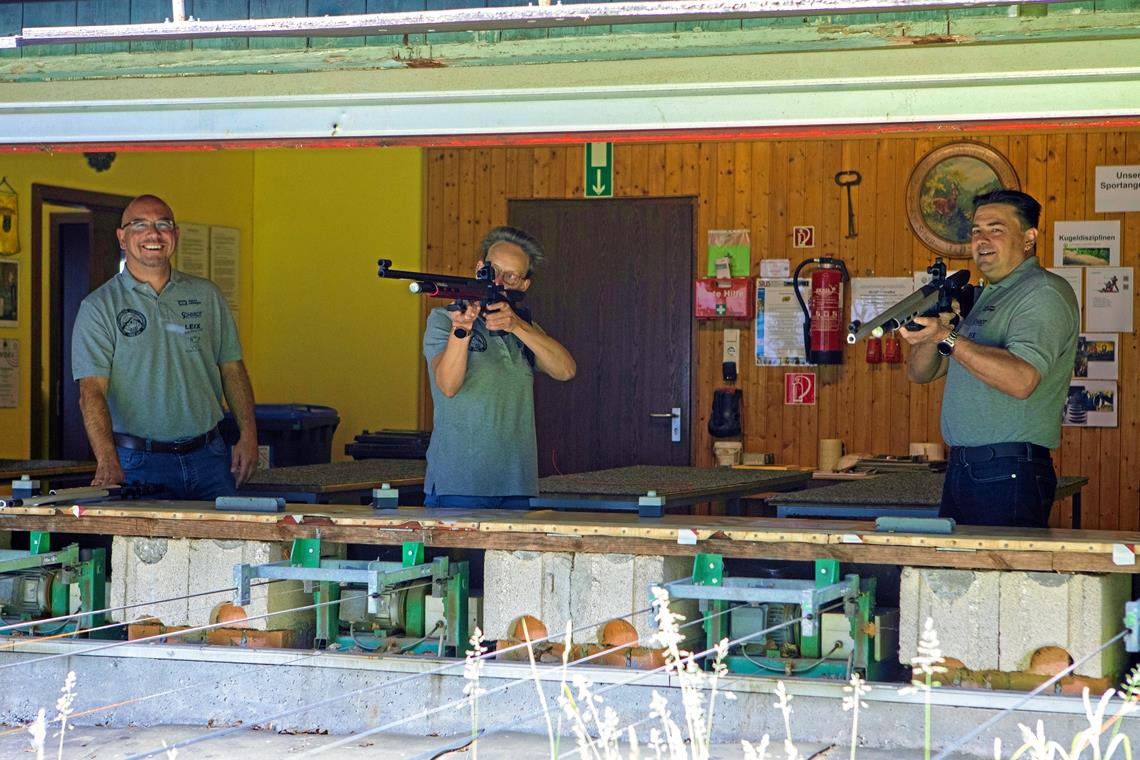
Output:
top-left (937, 329), bottom-right (959, 357)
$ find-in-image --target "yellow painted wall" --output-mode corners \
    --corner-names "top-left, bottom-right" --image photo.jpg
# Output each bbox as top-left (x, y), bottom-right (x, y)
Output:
top-left (250, 147), bottom-right (424, 460)
top-left (0, 146), bottom-right (424, 461)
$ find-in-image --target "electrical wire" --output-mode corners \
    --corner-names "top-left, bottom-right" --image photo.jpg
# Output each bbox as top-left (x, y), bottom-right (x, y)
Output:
top-left (348, 599), bottom-right (843, 760)
top-left (932, 629), bottom-right (1130, 760)
top-left (739, 640), bottom-right (843, 675)
top-left (121, 604), bottom-right (657, 760)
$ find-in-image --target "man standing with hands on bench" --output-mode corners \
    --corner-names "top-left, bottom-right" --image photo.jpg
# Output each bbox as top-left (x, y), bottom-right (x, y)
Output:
top-left (901, 189), bottom-right (1079, 528)
top-left (72, 194), bottom-right (259, 500)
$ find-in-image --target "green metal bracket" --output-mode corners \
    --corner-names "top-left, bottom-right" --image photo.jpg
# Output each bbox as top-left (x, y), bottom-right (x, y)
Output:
top-left (693, 553), bottom-right (727, 654)
top-left (801, 559), bottom-right (840, 659)
top-left (447, 561), bottom-right (470, 653)
top-left (290, 537), bottom-right (321, 568)
top-left (29, 532), bottom-right (50, 554)
top-left (402, 542), bottom-right (424, 567)
top-left (314, 581), bottom-right (340, 645)
top-left (78, 549), bottom-right (111, 635)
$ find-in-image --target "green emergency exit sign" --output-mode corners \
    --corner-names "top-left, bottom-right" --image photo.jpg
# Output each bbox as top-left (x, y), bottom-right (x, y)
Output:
top-left (584, 142), bottom-right (613, 198)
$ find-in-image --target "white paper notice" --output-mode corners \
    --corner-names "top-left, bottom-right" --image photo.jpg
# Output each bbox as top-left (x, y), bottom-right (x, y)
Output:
top-left (1085, 267), bottom-right (1133, 333)
top-left (1095, 165), bottom-right (1140, 213)
top-left (755, 279), bottom-right (809, 366)
top-left (209, 226), bottom-right (241, 310)
top-left (759, 259), bottom-right (791, 279)
top-left (1053, 220), bottom-right (1120, 267)
top-left (0, 338), bottom-right (17, 408)
top-left (1047, 268), bottom-right (1083, 317)
top-left (175, 222), bottom-right (210, 278)
top-left (849, 277), bottom-right (913, 335)
top-left (1074, 333), bottom-right (1118, 381)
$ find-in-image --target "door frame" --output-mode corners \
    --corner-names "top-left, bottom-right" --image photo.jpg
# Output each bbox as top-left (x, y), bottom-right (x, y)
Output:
top-left (31, 185), bottom-right (133, 457)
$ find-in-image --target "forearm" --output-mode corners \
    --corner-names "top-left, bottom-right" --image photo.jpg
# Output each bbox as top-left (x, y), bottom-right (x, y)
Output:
top-left (512, 322), bottom-right (577, 381)
top-left (906, 342), bottom-right (947, 384)
top-left (78, 378), bottom-right (121, 474)
top-left (432, 333), bottom-right (473, 397)
top-left (220, 360), bottom-right (257, 438)
top-left (950, 337), bottom-right (1041, 399)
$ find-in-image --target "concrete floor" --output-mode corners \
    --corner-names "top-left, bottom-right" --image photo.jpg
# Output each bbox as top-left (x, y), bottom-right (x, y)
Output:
top-left (0, 725), bottom-right (988, 759)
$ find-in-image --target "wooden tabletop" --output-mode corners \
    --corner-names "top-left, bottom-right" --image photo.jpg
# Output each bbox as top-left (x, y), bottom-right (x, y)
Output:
top-left (240, 459), bottom-right (426, 493)
top-left (2, 500), bottom-right (1136, 574)
top-left (0, 459), bottom-right (96, 480)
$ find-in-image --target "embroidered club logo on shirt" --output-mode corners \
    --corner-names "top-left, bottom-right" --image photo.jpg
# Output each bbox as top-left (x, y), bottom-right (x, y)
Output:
top-left (117, 309), bottom-right (147, 337)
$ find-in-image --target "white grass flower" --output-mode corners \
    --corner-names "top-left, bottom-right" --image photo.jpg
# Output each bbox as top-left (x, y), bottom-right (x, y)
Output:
top-left (462, 627), bottom-right (486, 758)
top-left (742, 735), bottom-right (771, 760)
top-left (842, 671), bottom-right (871, 760)
top-left (53, 670), bottom-right (77, 760)
top-left (26, 707), bottom-right (46, 760)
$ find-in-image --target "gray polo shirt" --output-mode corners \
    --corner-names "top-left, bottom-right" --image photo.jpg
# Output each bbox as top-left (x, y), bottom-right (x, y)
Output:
top-left (72, 268), bottom-right (243, 441)
top-left (941, 257), bottom-right (1079, 449)
top-left (423, 307), bottom-right (537, 497)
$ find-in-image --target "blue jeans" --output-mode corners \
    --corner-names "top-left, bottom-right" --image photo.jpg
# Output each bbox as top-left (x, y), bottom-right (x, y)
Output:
top-left (940, 444), bottom-right (1057, 528)
top-left (117, 435), bottom-right (236, 501)
top-left (423, 490), bottom-right (532, 510)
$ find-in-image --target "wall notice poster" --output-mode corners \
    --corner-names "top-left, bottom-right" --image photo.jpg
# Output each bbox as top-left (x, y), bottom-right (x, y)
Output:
top-left (0, 259), bottom-right (17, 327)
top-left (0, 338), bottom-right (17, 407)
top-left (1074, 333), bottom-right (1118, 381)
top-left (755, 279), bottom-right (809, 366)
top-left (175, 222), bottom-right (210, 278)
top-left (707, 229), bottom-right (751, 277)
top-left (1085, 267), bottom-right (1133, 333)
top-left (849, 277), bottom-right (912, 334)
top-left (1053, 220), bottom-right (1120, 267)
top-left (1064, 380), bottom-right (1117, 428)
top-left (1094, 165), bottom-right (1140, 213)
top-left (209, 226), bottom-right (241, 310)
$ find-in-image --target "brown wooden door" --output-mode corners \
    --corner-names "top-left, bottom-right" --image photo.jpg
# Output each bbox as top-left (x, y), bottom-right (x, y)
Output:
top-left (508, 198), bottom-right (694, 475)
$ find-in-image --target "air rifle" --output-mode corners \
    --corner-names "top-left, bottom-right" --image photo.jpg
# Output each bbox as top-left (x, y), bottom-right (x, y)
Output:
top-left (376, 259), bottom-right (529, 337)
top-left (846, 258), bottom-right (976, 345)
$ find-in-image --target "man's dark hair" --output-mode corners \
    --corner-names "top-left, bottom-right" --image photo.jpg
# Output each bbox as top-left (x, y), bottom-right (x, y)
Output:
top-left (480, 226), bottom-right (545, 276)
top-left (973, 189), bottom-right (1041, 230)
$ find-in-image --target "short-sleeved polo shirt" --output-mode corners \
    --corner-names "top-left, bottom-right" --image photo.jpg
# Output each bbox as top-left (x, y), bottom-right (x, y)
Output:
top-left (72, 268), bottom-right (242, 441)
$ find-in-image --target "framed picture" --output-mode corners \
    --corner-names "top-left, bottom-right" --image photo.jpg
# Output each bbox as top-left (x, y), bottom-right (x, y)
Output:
top-left (0, 259), bottom-right (16, 327)
top-left (906, 142), bottom-right (1020, 258)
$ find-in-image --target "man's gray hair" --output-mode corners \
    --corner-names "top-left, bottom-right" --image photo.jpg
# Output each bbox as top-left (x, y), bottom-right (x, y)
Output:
top-left (480, 226), bottom-right (545, 275)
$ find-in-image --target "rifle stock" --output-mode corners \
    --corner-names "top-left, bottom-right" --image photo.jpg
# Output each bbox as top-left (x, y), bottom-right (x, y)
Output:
top-left (847, 260), bottom-right (972, 344)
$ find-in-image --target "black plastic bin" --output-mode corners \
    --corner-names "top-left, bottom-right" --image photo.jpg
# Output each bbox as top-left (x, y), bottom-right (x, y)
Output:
top-left (220, 404), bottom-right (340, 467)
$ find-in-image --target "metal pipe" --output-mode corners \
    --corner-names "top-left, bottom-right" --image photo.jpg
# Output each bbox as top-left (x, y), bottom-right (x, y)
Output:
top-left (2, 0), bottom-right (1063, 48)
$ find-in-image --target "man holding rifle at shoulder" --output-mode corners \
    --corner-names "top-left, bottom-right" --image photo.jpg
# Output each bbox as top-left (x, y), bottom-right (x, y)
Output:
top-left (901, 189), bottom-right (1079, 528)
top-left (421, 226), bottom-right (576, 509)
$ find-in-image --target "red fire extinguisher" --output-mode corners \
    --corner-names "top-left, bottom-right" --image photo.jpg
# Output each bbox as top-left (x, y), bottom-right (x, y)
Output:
top-left (793, 257), bottom-right (850, 365)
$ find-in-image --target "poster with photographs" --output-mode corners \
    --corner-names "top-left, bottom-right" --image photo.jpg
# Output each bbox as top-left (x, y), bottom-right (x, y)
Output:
top-left (1063, 380), bottom-right (1117, 428)
top-left (0, 259), bottom-right (17, 327)
top-left (1074, 333), bottom-right (1118, 380)
top-left (1085, 267), bottom-right (1133, 333)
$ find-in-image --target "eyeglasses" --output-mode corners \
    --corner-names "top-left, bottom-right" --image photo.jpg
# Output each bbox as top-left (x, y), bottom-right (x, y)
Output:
top-left (489, 264), bottom-right (528, 287)
top-left (121, 219), bottom-right (177, 234)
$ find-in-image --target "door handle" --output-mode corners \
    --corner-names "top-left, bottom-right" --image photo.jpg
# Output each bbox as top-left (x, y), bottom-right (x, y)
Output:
top-left (648, 407), bottom-right (682, 443)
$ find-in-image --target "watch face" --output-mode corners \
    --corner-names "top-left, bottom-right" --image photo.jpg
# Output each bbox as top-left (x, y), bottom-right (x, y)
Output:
top-left (937, 333), bottom-right (956, 357)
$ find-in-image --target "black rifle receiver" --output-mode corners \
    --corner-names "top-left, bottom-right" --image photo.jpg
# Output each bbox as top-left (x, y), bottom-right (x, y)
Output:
top-left (846, 258), bottom-right (976, 344)
top-left (377, 259), bottom-right (530, 337)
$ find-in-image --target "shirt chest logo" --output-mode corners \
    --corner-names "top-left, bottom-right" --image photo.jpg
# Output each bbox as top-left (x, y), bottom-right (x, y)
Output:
top-left (117, 308), bottom-right (147, 337)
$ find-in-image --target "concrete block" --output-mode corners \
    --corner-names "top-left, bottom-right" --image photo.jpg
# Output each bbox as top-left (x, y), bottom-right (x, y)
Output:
top-left (998, 571), bottom-right (1131, 678)
top-left (899, 567), bottom-right (1000, 671)
top-left (110, 536), bottom-right (191, 626)
top-left (111, 536), bottom-right (326, 638)
top-left (482, 550), bottom-right (572, 640)
top-left (633, 554), bottom-right (699, 646)
top-left (483, 550), bottom-right (697, 648)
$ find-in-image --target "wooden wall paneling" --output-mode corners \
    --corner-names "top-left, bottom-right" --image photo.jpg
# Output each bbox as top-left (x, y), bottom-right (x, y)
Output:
top-left (629, 144), bottom-right (650, 197)
top-left (532, 147), bottom-right (557, 198)
top-left (746, 142), bottom-right (772, 459)
top-left (767, 141), bottom-right (793, 463)
top-left (457, 149), bottom-right (478, 263)
top-left (693, 143), bottom-right (717, 466)
top-left (488, 147), bottom-right (508, 224)
top-left (885, 138), bottom-right (913, 458)
top-left (1120, 132), bottom-right (1140, 531)
top-left (849, 138), bottom-right (879, 456)
top-left (440, 150), bottom-right (461, 272)
top-left (906, 137), bottom-right (934, 447)
top-left (646, 144), bottom-right (667, 197)
top-left (868, 138), bottom-right (894, 456)
top-left (835, 139), bottom-right (861, 452)
top-left (797, 139), bottom-right (822, 467)
top-left (818, 137), bottom-right (844, 443)
top-left (1065, 132), bottom-right (1104, 529)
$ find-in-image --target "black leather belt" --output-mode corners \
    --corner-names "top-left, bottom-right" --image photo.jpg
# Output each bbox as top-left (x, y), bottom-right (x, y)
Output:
top-left (949, 442), bottom-right (1051, 464)
top-left (113, 428), bottom-right (219, 455)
